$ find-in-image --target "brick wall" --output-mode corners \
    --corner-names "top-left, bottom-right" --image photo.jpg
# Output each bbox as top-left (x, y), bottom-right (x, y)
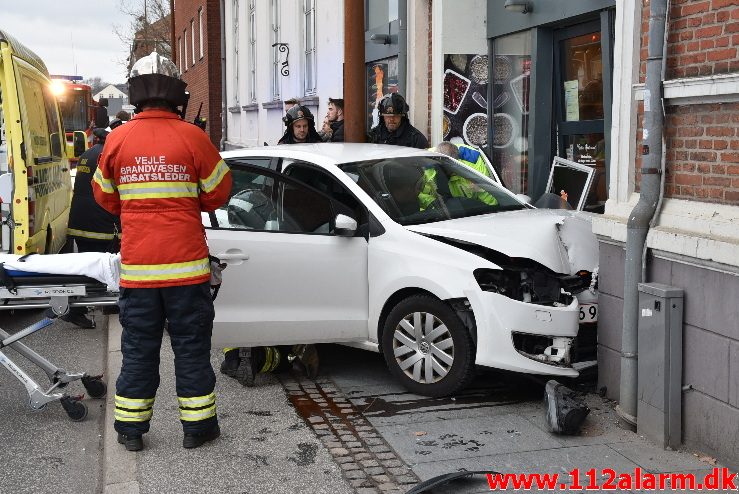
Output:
top-left (665, 103), bottom-right (739, 203)
top-left (634, 0), bottom-right (739, 205)
top-left (174, 0), bottom-right (222, 147)
top-left (639, 0), bottom-right (739, 82)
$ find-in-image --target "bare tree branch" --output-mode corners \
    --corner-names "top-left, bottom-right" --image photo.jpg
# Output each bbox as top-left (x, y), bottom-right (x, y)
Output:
top-left (113, 0), bottom-right (172, 73)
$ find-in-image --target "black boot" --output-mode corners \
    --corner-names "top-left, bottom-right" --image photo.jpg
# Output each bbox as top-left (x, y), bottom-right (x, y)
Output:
top-left (183, 424), bottom-right (221, 449)
top-left (235, 347), bottom-right (260, 387)
top-left (117, 433), bottom-right (144, 452)
top-left (219, 349), bottom-right (240, 378)
top-left (291, 344), bottom-right (320, 379)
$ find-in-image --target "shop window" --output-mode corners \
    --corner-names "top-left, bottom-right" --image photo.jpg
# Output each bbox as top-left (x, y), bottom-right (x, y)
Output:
top-left (491, 31), bottom-right (532, 195)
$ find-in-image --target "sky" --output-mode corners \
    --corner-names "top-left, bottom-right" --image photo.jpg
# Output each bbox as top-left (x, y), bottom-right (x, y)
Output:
top-left (1, 0), bottom-right (135, 84)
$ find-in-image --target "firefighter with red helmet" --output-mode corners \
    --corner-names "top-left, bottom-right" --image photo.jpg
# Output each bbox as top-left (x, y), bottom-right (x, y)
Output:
top-left (92, 52), bottom-right (232, 452)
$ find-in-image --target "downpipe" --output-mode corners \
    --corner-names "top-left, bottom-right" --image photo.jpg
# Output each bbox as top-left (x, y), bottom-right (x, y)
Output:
top-left (618, 0), bottom-right (669, 427)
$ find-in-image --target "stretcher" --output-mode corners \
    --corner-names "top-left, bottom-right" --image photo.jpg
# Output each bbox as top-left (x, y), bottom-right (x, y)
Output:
top-left (0, 253), bottom-right (120, 421)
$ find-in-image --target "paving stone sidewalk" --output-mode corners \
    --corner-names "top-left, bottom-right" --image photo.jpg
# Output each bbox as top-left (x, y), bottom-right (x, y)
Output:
top-left (319, 344), bottom-right (738, 494)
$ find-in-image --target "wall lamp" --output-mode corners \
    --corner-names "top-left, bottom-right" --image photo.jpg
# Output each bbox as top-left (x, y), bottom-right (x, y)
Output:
top-left (369, 33), bottom-right (391, 44)
top-left (504, 0), bottom-right (533, 13)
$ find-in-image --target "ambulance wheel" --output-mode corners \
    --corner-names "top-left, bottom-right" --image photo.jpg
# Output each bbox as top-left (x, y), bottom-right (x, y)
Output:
top-left (82, 376), bottom-right (107, 399)
top-left (61, 397), bottom-right (88, 422)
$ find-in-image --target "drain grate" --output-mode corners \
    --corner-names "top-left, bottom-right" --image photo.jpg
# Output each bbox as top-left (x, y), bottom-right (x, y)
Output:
top-left (282, 374), bottom-right (420, 493)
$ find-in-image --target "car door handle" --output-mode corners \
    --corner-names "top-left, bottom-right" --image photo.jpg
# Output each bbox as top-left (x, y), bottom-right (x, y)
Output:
top-left (215, 252), bottom-right (250, 261)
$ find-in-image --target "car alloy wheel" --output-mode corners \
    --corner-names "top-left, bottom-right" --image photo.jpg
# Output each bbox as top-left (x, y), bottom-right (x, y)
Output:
top-left (392, 311), bottom-right (454, 384)
top-left (382, 295), bottom-right (475, 397)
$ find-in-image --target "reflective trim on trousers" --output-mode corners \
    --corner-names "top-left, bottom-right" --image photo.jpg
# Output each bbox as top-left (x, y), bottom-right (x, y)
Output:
top-left (114, 394), bottom-right (155, 422)
top-left (178, 392), bottom-right (217, 422)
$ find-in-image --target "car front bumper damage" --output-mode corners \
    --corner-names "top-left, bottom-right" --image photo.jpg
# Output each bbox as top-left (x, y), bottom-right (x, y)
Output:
top-left (464, 289), bottom-right (580, 377)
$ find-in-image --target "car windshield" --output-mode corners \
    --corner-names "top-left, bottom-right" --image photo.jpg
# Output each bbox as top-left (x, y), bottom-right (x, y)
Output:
top-left (340, 156), bottom-right (525, 225)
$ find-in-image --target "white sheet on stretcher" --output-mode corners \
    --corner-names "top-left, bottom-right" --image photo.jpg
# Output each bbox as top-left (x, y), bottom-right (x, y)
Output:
top-left (0, 253), bottom-right (120, 291)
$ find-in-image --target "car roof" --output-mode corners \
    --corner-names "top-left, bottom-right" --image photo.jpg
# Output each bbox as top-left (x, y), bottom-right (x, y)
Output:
top-left (221, 143), bottom-right (436, 167)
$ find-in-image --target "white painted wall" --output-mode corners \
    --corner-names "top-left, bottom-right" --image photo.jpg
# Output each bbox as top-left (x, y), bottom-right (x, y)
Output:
top-left (224, 0), bottom-right (344, 148)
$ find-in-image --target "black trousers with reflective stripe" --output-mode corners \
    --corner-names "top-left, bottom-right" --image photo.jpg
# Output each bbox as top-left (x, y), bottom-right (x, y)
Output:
top-left (115, 282), bottom-right (218, 435)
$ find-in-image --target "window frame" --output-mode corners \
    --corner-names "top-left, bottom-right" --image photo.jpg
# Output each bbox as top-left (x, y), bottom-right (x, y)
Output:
top-left (270, 0), bottom-right (281, 101)
top-left (206, 162), bottom-right (343, 236)
top-left (177, 35), bottom-right (183, 73)
top-left (303, 0), bottom-right (317, 96)
top-left (232, 0), bottom-right (240, 105)
top-left (248, 0), bottom-right (257, 103)
top-left (191, 19), bottom-right (196, 66)
top-left (183, 29), bottom-right (188, 72)
top-left (199, 7), bottom-right (205, 59)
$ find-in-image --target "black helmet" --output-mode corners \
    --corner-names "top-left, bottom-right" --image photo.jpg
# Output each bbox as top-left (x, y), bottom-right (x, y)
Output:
top-left (128, 51), bottom-right (188, 111)
top-left (378, 93), bottom-right (409, 116)
top-left (282, 105), bottom-right (315, 127)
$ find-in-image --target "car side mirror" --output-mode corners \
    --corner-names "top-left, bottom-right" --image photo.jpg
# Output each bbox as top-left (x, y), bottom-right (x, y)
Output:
top-left (73, 131), bottom-right (87, 157)
top-left (335, 214), bottom-right (357, 237)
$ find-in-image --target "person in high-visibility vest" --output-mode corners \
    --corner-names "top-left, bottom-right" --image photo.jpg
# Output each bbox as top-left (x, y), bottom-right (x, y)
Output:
top-left (430, 141), bottom-right (498, 207)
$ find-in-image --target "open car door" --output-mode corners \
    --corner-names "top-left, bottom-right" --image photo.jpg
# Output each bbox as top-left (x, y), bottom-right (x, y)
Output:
top-left (204, 163), bottom-right (369, 348)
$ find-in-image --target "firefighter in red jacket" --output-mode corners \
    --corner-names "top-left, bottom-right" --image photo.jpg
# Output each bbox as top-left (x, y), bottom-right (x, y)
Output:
top-left (93, 52), bottom-right (232, 452)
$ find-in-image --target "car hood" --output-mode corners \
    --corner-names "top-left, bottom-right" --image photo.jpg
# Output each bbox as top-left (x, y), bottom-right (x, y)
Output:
top-left (405, 209), bottom-right (599, 274)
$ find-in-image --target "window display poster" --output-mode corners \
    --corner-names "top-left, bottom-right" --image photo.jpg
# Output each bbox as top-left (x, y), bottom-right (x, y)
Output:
top-left (367, 58), bottom-right (399, 131)
top-left (490, 54), bottom-right (531, 193)
top-left (443, 54), bottom-right (489, 147)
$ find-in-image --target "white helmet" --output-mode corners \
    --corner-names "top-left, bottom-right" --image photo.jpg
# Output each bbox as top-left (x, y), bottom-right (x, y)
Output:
top-left (128, 52), bottom-right (188, 111)
top-left (129, 51), bottom-right (180, 78)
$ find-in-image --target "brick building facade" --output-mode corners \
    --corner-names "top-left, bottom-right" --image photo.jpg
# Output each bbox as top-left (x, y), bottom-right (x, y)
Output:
top-left (172, 0), bottom-right (222, 147)
top-left (594, 0), bottom-right (739, 470)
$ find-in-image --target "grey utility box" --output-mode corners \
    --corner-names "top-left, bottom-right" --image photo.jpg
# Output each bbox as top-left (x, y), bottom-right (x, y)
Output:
top-left (637, 283), bottom-right (684, 449)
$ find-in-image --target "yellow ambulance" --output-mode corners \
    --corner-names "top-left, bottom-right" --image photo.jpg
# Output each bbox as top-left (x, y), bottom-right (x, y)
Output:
top-left (0, 30), bottom-right (72, 254)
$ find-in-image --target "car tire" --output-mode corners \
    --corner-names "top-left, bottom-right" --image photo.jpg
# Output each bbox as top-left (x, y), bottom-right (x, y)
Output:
top-left (381, 295), bottom-right (475, 397)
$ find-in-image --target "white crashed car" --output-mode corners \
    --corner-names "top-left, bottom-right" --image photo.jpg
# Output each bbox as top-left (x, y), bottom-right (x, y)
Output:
top-left (206, 143), bottom-right (598, 396)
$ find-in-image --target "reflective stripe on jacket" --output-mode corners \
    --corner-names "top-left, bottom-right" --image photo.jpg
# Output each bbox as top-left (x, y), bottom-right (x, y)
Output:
top-left (92, 109), bottom-right (232, 288)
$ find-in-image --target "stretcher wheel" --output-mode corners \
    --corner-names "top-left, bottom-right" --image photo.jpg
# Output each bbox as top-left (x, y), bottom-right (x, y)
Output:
top-left (60, 396), bottom-right (88, 422)
top-left (82, 376), bottom-right (107, 399)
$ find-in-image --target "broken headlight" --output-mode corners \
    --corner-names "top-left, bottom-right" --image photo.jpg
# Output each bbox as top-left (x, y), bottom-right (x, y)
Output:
top-left (473, 268), bottom-right (576, 306)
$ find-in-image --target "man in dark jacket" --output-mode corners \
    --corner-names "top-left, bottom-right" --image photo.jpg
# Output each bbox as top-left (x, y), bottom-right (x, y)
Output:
top-left (327, 97), bottom-right (344, 142)
top-left (277, 105), bottom-right (323, 144)
top-left (368, 93), bottom-right (428, 149)
top-left (62, 126), bottom-right (123, 328)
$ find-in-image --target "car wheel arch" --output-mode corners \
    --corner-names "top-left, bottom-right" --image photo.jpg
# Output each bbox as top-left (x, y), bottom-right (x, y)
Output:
top-left (377, 289), bottom-right (477, 356)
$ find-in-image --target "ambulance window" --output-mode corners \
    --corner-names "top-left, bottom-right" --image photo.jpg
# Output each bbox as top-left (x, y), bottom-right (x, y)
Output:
top-left (19, 74), bottom-right (51, 159)
top-left (42, 86), bottom-right (62, 158)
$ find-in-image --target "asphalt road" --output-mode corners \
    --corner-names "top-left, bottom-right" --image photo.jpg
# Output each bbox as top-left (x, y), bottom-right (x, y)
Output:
top-left (0, 308), bottom-right (107, 494)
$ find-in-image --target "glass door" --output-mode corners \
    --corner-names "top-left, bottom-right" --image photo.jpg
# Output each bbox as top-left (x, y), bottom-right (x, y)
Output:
top-left (554, 21), bottom-right (607, 213)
